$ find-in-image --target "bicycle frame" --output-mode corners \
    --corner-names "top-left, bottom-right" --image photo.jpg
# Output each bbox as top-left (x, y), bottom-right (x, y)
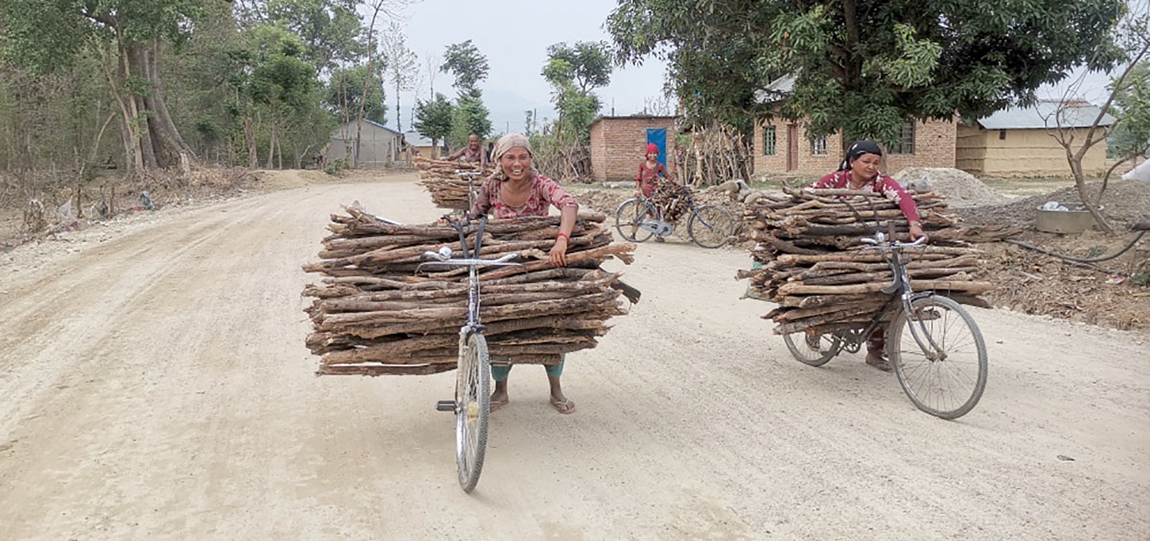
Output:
top-left (835, 231), bottom-right (945, 358)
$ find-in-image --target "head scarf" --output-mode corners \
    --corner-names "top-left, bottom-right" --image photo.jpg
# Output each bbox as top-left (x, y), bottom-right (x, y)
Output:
top-left (490, 132), bottom-right (537, 182)
top-left (646, 143), bottom-right (659, 155)
top-left (838, 140), bottom-right (883, 171)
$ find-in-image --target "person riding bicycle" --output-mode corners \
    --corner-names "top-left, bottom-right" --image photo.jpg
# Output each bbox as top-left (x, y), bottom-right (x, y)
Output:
top-left (445, 133), bottom-right (489, 170)
top-left (468, 132), bottom-right (579, 414)
top-left (809, 140), bottom-right (926, 372)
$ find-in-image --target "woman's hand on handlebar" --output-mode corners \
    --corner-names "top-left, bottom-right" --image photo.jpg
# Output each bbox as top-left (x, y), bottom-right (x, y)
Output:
top-left (909, 221), bottom-right (926, 241)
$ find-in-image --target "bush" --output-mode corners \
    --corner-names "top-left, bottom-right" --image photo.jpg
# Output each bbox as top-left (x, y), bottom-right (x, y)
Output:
top-left (324, 158), bottom-right (347, 176)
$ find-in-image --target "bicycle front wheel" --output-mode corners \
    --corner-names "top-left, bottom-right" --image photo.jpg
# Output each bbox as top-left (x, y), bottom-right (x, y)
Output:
top-left (889, 295), bottom-right (987, 420)
top-left (688, 205), bottom-right (735, 248)
top-left (783, 332), bottom-right (843, 367)
top-left (615, 198), bottom-right (657, 242)
top-left (455, 332), bottom-right (491, 492)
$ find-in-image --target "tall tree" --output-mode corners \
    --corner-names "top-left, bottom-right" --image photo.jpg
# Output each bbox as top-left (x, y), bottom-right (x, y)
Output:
top-left (327, 65), bottom-right (387, 125)
top-left (449, 94), bottom-right (491, 148)
top-left (440, 40), bottom-right (489, 98)
top-left (1, 0), bottom-right (206, 176)
top-left (608, 0), bottom-right (1126, 147)
top-left (381, 21), bottom-right (416, 132)
top-left (413, 92), bottom-right (453, 155)
top-left (264, 0), bottom-right (364, 76)
top-left (543, 42), bottom-right (613, 94)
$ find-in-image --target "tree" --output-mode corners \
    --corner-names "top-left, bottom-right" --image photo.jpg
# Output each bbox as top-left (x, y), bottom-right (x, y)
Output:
top-left (1044, 8), bottom-right (1150, 233)
top-left (414, 92), bottom-right (453, 155)
top-left (264, 0), bottom-right (364, 76)
top-left (381, 21), bottom-right (416, 132)
top-left (449, 94), bottom-right (491, 148)
top-left (327, 65), bottom-right (387, 124)
top-left (543, 42), bottom-right (612, 94)
top-left (1, 0), bottom-right (207, 177)
top-left (608, 0), bottom-right (1127, 148)
top-left (440, 40), bottom-right (489, 97)
top-left (541, 42), bottom-right (611, 143)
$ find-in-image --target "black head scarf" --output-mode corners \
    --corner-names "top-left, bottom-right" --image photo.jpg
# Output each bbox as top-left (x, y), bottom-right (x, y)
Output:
top-left (838, 140), bottom-right (883, 171)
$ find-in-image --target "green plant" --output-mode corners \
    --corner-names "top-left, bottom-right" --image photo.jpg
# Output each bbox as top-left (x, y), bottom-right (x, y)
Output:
top-left (324, 157), bottom-right (346, 176)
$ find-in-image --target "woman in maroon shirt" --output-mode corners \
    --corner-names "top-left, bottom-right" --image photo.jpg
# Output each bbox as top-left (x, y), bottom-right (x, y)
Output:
top-left (470, 133), bottom-right (579, 414)
top-left (809, 140), bottom-right (926, 371)
top-left (635, 142), bottom-right (670, 198)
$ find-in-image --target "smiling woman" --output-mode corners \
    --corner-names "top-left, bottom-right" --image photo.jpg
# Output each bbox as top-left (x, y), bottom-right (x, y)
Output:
top-left (468, 132), bottom-right (582, 414)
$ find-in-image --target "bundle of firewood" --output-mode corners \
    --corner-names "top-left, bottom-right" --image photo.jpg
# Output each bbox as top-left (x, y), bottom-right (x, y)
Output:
top-left (652, 180), bottom-right (694, 221)
top-left (302, 206), bottom-right (636, 376)
top-left (739, 187), bottom-right (1004, 335)
top-left (414, 156), bottom-right (491, 210)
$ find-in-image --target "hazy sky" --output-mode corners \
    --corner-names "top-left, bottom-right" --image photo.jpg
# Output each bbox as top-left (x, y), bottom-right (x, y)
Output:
top-left (380, 0), bottom-right (670, 134)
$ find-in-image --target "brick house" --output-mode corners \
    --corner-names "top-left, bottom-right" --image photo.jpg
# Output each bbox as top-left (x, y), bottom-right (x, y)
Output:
top-left (753, 76), bottom-right (956, 177)
top-left (589, 115), bottom-right (677, 182)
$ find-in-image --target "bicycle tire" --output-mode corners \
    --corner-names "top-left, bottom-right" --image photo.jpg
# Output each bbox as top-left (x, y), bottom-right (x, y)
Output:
top-left (889, 295), bottom-right (987, 420)
top-left (688, 205), bottom-right (735, 248)
top-left (615, 198), bottom-right (657, 243)
top-left (783, 332), bottom-right (843, 366)
top-left (456, 332), bottom-right (491, 492)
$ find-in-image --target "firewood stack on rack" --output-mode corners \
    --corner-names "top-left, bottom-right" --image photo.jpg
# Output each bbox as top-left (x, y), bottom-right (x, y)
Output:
top-left (302, 206), bottom-right (637, 376)
top-left (414, 156), bottom-right (491, 211)
top-left (738, 186), bottom-right (1009, 336)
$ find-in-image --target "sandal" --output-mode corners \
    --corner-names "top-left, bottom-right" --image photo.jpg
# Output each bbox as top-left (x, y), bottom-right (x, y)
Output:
top-left (549, 396), bottom-right (576, 415)
top-left (865, 351), bottom-right (893, 372)
top-left (490, 395), bottom-right (509, 412)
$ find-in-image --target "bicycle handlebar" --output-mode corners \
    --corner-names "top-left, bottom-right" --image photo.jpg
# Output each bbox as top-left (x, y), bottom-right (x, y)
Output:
top-left (860, 232), bottom-right (928, 249)
top-left (417, 250), bottom-right (520, 269)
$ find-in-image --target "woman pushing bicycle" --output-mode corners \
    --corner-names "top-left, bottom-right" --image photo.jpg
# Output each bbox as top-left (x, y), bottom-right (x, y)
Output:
top-left (809, 140), bottom-right (927, 372)
top-left (468, 132), bottom-right (580, 414)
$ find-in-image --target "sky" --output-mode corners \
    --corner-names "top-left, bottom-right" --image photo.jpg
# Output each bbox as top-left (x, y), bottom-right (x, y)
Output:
top-left (376, 0), bottom-right (670, 135)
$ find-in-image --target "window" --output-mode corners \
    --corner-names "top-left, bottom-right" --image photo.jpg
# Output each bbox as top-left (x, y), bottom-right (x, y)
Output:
top-left (811, 135), bottom-right (828, 156)
top-left (763, 126), bottom-right (776, 156)
top-left (999, 129), bottom-right (1007, 140)
top-left (890, 122), bottom-right (915, 154)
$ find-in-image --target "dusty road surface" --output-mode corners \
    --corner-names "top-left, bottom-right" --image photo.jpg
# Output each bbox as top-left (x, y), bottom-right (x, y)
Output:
top-left (1, 172), bottom-right (1147, 540)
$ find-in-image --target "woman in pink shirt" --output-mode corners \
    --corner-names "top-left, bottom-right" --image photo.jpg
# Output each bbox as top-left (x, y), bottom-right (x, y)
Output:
top-left (469, 133), bottom-right (579, 414)
top-left (809, 140), bottom-right (926, 371)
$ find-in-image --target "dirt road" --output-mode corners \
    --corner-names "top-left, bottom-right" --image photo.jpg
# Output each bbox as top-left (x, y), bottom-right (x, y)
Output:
top-left (1, 173), bottom-right (1147, 540)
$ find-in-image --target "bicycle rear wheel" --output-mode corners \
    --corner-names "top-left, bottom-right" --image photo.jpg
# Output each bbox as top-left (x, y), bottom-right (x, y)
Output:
top-left (889, 295), bottom-right (987, 419)
top-left (615, 198), bottom-right (658, 242)
top-left (688, 205), bottom-right (735, 248)
top-left (455, 332), bottom-right (490, 492)
top-left (783, 332), bottom-right (843, 366)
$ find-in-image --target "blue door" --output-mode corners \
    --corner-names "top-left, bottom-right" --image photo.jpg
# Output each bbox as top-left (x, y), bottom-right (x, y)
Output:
top-left (646, 128), bottom-right (667, 166)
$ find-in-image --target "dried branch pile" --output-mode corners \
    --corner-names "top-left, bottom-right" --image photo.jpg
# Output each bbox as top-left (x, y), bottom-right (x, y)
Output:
top-left (302, 207), bottom-right (636, 376)
top-left (414, 156), bottom-right (490, 210)
top-left (674, 123), bottom-right (752, 187)
top-left (738, 187), bottom-right (1012, 335)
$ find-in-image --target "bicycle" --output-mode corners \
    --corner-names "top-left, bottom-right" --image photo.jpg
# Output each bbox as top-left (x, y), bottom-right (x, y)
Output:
top-left (781, 223), bottom-right (988, 419)
top-left (455, 170), bottom-right (484, 215)
top-left (614, 187), bottom-right (735, 248)
top-left (416, 214), bottom-right (520, 492)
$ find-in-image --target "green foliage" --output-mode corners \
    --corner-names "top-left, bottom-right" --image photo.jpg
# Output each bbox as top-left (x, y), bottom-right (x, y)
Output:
top-left (609, 0), bottom-right (1126, 146)
top-left (1108, 61), bottom-right (1150, 159)
top-left (264, 0), bottom-right (363, 75)
top-left (542, 42), bottom-right (612, 93)
top-left (414, 93), bottom-right (454, 146)
top-left (449, 94), bottom-right (492, 148)
top-left (327, 65), bottom-right (388, 124)
top-left (324, 157), bottom-right (347, 175)
top-left (441, 40), bottom-right (489, 97)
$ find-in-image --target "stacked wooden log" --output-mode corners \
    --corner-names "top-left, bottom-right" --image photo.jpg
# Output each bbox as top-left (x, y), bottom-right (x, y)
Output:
top-left (739, 187), bottom-right (1000, 335)
top-left (302, 206), bottom-right (636, 376)
top-left (414, 156), bottom-right (491, 210)
top-left (652, 180), bottom-right (694, 222)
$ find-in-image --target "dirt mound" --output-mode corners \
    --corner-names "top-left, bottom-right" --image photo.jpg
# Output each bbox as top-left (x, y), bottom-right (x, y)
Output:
top-left (959, 180), bottom-right (1150, 227)
top-left (892, 167), bottom-right (1008, 208)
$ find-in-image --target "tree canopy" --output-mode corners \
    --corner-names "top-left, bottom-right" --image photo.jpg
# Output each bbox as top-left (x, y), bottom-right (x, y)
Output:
top-left (414, 92), bottom-right (453, 149)
top-left (608, 0), bottom-right (1127, 145)
top-left (440, 40), bottom-right (489, 98)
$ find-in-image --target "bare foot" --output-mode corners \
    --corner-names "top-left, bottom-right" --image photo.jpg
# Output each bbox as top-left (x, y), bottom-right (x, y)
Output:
top-left (490, 390), bottom-right (509, 412)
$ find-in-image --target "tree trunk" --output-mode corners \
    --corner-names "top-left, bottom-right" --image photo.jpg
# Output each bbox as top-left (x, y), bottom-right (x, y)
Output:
top-left (242, 116), bottom-right (258, 169)
top-left (266, 123), bottom-right (277, 169)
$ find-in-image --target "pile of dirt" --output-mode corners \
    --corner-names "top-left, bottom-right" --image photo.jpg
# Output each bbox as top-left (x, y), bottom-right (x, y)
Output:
top-left (958, 180), bottom-right (1150, 227)
top-left (892, 167), bottom-right (1008, 208)
top-left (975, 229), bottom-right (1150, 331)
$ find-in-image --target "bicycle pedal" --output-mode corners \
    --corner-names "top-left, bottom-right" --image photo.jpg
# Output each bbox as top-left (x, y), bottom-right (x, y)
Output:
top-left (435, 400), bottom-right (456, 412)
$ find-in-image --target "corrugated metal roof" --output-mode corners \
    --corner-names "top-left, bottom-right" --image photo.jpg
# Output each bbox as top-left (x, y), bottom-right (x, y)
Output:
top-left (754, 74), bottom-right (797, 104)
top-left (978, 102), bottom-right (1116, 129)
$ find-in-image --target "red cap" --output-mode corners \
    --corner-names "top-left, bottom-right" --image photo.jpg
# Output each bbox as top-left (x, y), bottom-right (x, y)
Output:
top-left (646, 143), bottom-right (659, 155)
